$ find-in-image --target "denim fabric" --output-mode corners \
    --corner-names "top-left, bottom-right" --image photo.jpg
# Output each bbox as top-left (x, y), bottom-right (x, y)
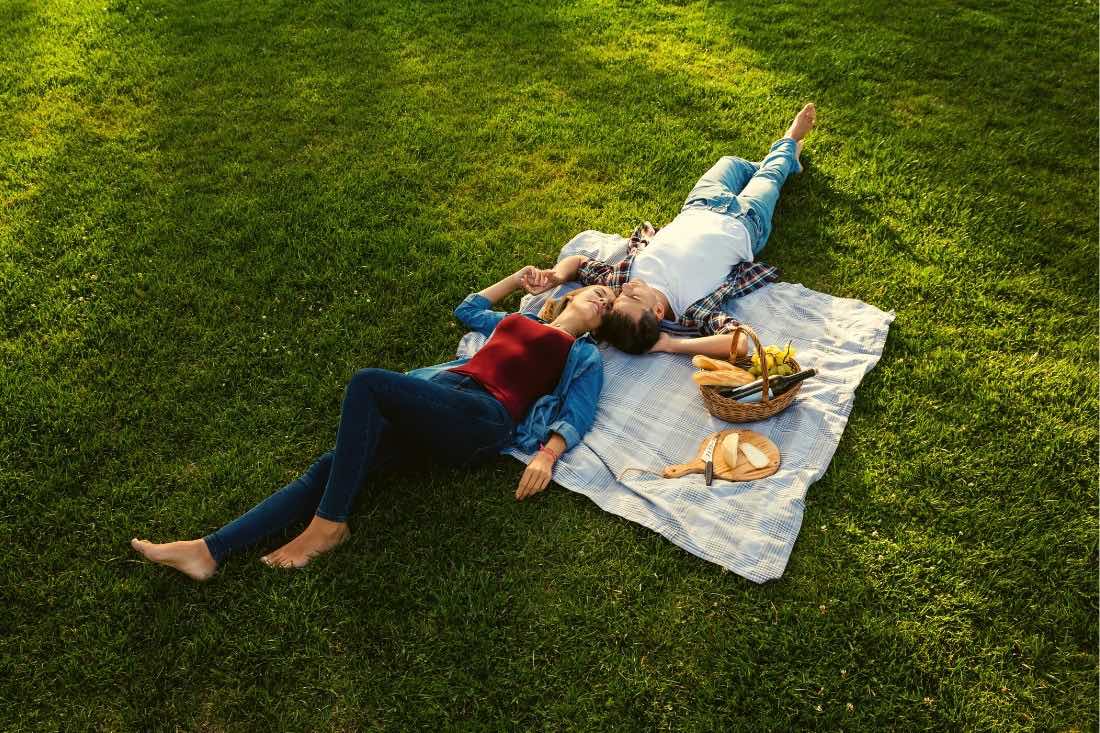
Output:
top-left (682, 137), bottom-right (800, 255)
top-left (202, 369), bottom-right (513, 564)
top-left (407, 293), bottom-right (604, 452)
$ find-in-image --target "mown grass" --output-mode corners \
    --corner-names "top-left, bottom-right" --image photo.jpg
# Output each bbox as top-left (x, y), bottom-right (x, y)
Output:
top-left (1, 0), bottom-right (1096, 729)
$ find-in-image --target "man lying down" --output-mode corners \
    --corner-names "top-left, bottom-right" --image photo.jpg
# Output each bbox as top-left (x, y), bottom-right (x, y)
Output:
top-left (524, 103), bottom-right (817, 359)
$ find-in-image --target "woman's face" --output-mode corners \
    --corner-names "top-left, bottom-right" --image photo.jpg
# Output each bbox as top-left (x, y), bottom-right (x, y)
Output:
top-left (563, 284), bottom-right (617, 332)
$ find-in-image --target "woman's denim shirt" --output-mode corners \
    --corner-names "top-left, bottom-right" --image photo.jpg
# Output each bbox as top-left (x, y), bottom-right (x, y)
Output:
top-left (406, 293), bottom-right (603, 453)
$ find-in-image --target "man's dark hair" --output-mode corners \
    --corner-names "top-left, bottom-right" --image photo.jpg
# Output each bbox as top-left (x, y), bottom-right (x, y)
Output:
top-left (595, 310), bottom-right (661, 354)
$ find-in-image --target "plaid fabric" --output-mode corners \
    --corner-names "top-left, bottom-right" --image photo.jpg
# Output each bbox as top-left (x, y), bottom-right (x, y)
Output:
top-left (457, 230), bottom-right (895, 582)
top-left (575, 222), bottom-right (780, 335)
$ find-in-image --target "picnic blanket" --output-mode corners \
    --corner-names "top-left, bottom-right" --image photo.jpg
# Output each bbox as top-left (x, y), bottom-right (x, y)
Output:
top-left (459, 230), bottom-right (895, 583)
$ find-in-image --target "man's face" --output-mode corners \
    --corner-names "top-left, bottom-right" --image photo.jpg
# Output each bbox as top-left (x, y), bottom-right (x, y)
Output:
top-left (611, 279), bottom-right (663, 324)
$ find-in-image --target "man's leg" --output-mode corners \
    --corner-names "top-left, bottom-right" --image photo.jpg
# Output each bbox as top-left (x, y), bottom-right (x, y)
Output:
top-left (736, 103), bottom-right (816, 254)
top-left (683, 156), bottom-right (761, 208)
top-left (735, 138), bottom-right (800, 255)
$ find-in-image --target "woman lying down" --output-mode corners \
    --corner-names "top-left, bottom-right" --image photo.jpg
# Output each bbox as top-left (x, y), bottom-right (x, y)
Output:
top-left (131, 267), bottom-right (614, 580)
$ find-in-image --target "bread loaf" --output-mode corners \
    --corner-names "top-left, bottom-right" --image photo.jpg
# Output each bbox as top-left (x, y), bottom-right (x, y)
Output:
top-left (691, 368), bottom-right (755, 387)
top-left (692, 355), bottom-right (738, 372)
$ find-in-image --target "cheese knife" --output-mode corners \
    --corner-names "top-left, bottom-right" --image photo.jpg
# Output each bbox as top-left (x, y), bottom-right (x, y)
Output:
top-left (701, 435), bottom-right (718, 486)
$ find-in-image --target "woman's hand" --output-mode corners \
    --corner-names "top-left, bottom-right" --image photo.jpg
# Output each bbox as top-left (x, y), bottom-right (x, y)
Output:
top-left (516, 452), bottom-right (555, 500)
top-left (512, 266), bottom-right (538, 290)
top-left (480, 267), bottom-right (542, 305)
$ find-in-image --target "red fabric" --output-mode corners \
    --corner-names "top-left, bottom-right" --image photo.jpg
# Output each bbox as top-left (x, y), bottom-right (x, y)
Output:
top-left (449, 314), bottom-right (575, 422)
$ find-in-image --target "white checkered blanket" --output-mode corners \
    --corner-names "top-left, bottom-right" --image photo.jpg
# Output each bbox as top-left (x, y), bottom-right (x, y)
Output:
top-left (459, 230), bottom-right (895, 583)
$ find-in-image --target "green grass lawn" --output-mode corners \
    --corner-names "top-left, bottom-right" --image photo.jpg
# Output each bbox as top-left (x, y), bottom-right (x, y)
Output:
top-left (2, 0), bottom-right (1096, 729)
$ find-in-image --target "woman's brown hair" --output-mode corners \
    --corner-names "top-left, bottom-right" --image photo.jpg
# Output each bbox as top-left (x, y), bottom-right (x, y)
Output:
top-left (538, 295), bottom-right (570, 322)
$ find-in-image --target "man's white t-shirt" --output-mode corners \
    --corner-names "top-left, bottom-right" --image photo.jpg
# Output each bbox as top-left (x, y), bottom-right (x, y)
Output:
top-left (631, 208), bottom-right (753, 319)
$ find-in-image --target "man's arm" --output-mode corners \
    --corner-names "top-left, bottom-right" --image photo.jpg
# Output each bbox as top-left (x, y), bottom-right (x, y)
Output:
top-left (522, 255), bottom-right (591, 294)
top-left (550, 255), bottom-right (589, 285)
top-left (651, 331), bottom-right (749, 359)
top-left (526, 222), bottom-right (655, 294)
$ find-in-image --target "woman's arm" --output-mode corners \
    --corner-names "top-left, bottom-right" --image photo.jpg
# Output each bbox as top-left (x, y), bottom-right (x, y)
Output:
top-left (515, 432), bottom-right (566, 501)
top-left (456, 267), bottom-right (538, 336)
top-left (514, 341), bottom-right (604, 500)
top-left (478, 266), bottom-right (536, 306)
top-left (550, 353), bottom-right (602, 450)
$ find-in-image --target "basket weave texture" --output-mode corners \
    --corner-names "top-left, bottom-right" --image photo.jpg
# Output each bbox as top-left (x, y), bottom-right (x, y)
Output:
top-left (698, 324), bottom-right (802, 423)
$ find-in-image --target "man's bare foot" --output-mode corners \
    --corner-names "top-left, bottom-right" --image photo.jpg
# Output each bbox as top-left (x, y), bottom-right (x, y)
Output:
top-left (785, 102), bottom-right (816, 163)
top-left (131, 538), bottom-right (217, 581)
top-left (786, 102), bottom-right (816, 141)
top-left (261, 516), bottom-right (350, 569)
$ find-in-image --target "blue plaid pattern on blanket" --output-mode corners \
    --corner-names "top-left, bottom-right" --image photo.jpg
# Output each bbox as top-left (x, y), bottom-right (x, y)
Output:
top-left (458, 230), bottom-right (895, 583)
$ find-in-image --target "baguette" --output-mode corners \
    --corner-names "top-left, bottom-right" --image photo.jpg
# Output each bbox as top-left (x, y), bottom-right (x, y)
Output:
top-left (691, 368), bottom-right (756, 387)
top-left (692, 355), bottom-right (737, 372)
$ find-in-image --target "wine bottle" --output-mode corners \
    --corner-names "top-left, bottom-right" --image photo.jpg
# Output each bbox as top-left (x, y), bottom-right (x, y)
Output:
top-left (717, 368), bottom-right (817, 401)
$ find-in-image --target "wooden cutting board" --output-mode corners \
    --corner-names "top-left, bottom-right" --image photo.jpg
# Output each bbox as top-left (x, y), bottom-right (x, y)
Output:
top-left (662, 429), bottom-right (780, 482)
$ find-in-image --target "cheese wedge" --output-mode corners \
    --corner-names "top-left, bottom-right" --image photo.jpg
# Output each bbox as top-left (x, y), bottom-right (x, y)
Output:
top-left (740, 441), bottom-right (769, 469)
top-left (691, 368), bottom-right (756, 387)
top-left (721, 433), bottom-right (740, 469)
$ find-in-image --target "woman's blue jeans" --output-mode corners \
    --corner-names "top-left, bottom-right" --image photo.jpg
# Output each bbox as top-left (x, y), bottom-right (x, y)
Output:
top-left (203, 369), bottom-right (514, 564)
top-left (681, 136), bottom-right (800, 255)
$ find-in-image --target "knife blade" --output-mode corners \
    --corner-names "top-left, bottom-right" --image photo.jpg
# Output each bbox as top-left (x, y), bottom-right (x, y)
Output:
top-left (701, 435), bottom-right (718, 486)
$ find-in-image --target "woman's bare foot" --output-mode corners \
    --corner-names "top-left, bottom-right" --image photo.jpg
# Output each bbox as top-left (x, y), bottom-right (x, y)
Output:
top-left (261, 516), bottom-right (350, 569)
top-left (131, 538), bottom-right (217, 581)
top-left (785, 102), bottom-right (816, 162)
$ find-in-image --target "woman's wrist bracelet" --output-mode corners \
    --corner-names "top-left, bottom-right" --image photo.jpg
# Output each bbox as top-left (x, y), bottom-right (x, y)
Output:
top-left (538, 444), bottom-right (560, 462)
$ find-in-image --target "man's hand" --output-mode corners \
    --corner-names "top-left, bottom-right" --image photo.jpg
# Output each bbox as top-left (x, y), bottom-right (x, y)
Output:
top-left (516, 452), bottom-right (554, 500)
top-left (649, 332), bottom-right (674, 353)
top-left (518, 267), bottom-right (561, 295)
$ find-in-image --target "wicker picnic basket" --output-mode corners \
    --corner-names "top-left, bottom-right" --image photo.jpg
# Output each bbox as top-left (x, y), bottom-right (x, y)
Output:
top-left (698, 324), bottom-right (802, 423)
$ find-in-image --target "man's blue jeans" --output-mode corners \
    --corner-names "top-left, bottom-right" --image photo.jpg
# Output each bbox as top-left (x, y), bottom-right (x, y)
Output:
top-left (681, 137), bottom-right (800, 255)
top-left (203, 369), bottom-right (514, 564)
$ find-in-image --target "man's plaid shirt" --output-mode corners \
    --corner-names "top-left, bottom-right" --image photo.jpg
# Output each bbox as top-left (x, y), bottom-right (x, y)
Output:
top-left (575, 222), bottom-right (779, 336)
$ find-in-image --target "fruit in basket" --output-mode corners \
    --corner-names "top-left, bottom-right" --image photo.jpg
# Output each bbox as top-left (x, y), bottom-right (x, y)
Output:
top-left (749, 341), bottom-right (798, 377)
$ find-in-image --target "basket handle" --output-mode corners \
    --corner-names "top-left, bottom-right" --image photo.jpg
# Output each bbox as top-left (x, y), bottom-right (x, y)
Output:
top-left (729, 323), bottom-right (772, 404)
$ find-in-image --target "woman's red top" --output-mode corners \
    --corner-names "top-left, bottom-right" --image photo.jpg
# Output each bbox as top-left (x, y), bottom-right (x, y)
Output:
top-left (448, 314), bottom-right (575, 422)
